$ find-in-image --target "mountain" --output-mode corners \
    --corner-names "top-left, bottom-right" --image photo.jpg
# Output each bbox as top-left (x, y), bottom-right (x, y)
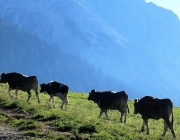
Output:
top-left (0, 0), bottom-right (180, 105)
top-left (0, 18), bottom-right (133, 95)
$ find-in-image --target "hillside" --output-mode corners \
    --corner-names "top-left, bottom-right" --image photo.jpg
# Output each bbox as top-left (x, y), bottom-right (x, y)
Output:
top-left (0, 17), bottom-right (133, 95)
top-left (1, 0), bottom-right (180, 105)
top-left (0, 84), bottom-right (180, 139)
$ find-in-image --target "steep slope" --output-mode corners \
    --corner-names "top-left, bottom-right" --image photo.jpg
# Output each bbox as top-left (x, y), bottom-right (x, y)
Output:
top-left (0, 0), bottom-right (180, 105)
top-left (0, 18), bottom-right (131, 94)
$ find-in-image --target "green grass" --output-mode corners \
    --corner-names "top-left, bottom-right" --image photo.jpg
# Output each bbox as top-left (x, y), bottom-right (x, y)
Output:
top-left (0, 83), bottom-right (179, 139)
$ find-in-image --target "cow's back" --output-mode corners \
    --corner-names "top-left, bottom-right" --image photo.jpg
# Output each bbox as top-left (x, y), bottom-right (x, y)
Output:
top-left (19, 76), bottom-right (38, 92)
top-left (5, 72), bottom-right (27, 89)
top-left (59, 85), bottom-right (69, 95)
top-left (96, 91), bottom-right (115, 108)
top-left (110, 91), bottom-right (128, 110)
top-left (97, 91), bottom-right (127, 110)
top-left (47, 81), bottom-right (61, 94)
top-left (137, 96), bottom-right (173, 119)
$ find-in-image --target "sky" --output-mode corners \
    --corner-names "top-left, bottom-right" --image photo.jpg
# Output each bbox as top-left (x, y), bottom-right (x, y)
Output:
top-left (145, 0), bottom-right (180, 19)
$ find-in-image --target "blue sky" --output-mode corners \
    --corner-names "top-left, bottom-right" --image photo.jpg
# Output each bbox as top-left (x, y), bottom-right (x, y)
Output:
top-left (145, 0), bottom-right (180, 19)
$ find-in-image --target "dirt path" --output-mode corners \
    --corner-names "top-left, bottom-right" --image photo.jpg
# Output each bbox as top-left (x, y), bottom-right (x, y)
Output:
top-left (0, 108), bottom-right (27, 140)
top-left (0, 108), bottom-right (56, 139)
top-left (0, 124), bottom-right (25, 140)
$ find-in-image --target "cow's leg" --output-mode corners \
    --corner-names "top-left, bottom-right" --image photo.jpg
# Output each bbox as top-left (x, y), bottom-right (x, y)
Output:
top-left (120, 113), bottom-right (123, 123)
top-left (144, 120), bottom-right (149, 135)
top-left (99, 110), bottom-right (104, 118)
top-left (55, 92), bottom-right (68, 110)
top-left (162, 121), bottom-right (168, 136)
top-left (15, 88), bottom-right (19, 99)
top-left (141, 120), bottom-right (145, 132)
top-left (62, 99), bottom-right (69, 110)
top-left (61, 101), bottom-right (65, 110)
top-left (49, 96), bottom-right (52, 107)
top-left (27, 91), bottom-right (32, 102)
top-left (52, 96), bottom-right (56, 108)
top-left (104, 110), bottom-right (109, 119)
top-left (121, 112), bottom-right (126, 123)
top-left (64, 100), bottom-right (68, 111)
top-left (61, 100), bottom-right (67, 110)
top-left (63, 92), bottom-right (68, 110)
top-left (124, 113), bottom-right (127, 123)
top-left (163, 119), bottom-right (176, 138)
top-left (8, 88), bottom-right (13, 99)
top-left (35, 89), bottom-right (40, 104)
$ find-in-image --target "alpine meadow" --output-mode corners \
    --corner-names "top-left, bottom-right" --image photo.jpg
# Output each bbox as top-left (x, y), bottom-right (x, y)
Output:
top-left (1, 0), bottom-right (180, 139)
top-left (0, 84), bottom-right (180, 139)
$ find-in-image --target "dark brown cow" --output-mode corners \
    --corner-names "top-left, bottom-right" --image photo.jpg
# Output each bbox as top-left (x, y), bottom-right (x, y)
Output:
top-left (0, 72), bottom-right (40, 103)
top-left (88, 89), bottom-right (129, 123)
top-left (40, 81), bottom-right (69, 110)
top-left (134, 96), bottom-right (175, 138)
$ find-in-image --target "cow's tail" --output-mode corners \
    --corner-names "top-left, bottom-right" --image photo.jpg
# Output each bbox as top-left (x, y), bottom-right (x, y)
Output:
top-left (33, 77), bottom-right (40, 103)
top-left (171, 110), bottom-right (174, 126)
top-left (33, 77), bottom-right (38, 92)
top-left (169, 100), bottom-right (174, 126)
top-left (125, 93), bottom-right (130, 114)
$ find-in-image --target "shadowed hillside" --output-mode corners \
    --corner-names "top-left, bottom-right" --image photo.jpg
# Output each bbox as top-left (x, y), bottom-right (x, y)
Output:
top-left (0, 18), bottom-right (136, 96)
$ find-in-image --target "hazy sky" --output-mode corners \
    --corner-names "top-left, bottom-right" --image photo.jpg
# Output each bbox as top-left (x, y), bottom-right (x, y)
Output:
top-left (145, 0), bottom-right (180, 19)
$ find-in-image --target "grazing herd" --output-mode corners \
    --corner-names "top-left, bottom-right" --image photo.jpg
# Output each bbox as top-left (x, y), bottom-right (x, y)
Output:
top-left (0, 72), bottom-right (176, 138)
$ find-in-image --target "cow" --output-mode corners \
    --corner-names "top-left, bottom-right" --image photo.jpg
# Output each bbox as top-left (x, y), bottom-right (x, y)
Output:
top-left (88, 89), bottom-right (129, 123)
top-left (134, 96), bottom-right (176, 138)
top-left (40, 81), bottom-right (69, 110)
top-left (0, 72), bottom-right (40, 103)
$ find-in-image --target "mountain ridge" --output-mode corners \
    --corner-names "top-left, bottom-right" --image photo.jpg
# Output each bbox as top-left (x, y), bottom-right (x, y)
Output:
top-left (0, 0), bottom-right (180, 105)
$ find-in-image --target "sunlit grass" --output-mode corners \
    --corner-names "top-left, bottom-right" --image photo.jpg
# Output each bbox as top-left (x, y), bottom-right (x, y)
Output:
top-left (0, 83), bottom-right (179, 139)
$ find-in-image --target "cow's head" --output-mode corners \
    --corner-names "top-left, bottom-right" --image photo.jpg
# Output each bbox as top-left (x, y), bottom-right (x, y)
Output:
top-left (0, 73), bottom-right (7, 83)
top-left (88, 89), bottom-right (96, 101)
top-left (40, 83), bottom-right (46, 93)
top-left (134, 98), bottom-right (139, 114)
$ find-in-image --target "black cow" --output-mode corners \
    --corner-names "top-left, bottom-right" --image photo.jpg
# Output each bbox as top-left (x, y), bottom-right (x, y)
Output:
top-left (0, 72), bottom-right (40, 103)
top-left (88, 89), bottom-right (129, 123)
top-left (40, 81), bottom-right (69, 110)
top-left (134, 96), bottom-right (176, 138)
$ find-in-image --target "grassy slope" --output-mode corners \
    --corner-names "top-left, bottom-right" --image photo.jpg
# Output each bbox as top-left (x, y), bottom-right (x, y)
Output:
top-left (0, 84), bottom-right (179, 140)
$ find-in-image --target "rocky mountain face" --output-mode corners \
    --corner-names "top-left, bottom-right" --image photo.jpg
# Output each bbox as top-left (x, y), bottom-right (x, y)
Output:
top-left (0, 0), bottom-right (180, 105)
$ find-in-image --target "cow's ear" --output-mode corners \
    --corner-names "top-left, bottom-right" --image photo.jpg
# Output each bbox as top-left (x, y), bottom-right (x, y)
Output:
top-left (91, 89), bottom-right (95, 93)
top-left (134, 98), bottom-right (139, 103)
